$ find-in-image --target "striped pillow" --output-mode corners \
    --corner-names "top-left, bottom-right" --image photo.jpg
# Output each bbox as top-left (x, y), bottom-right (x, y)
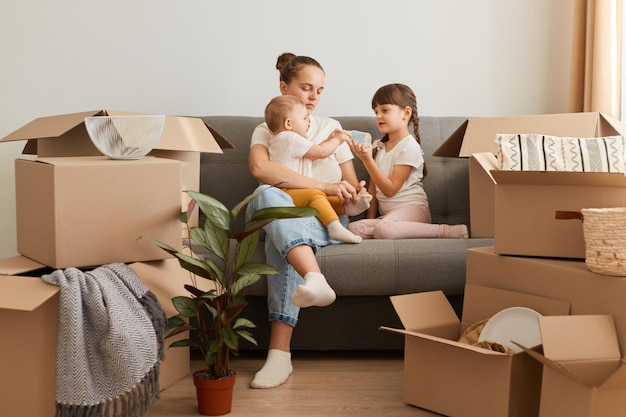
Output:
top-left (496, 133), bottom-right (626, 172)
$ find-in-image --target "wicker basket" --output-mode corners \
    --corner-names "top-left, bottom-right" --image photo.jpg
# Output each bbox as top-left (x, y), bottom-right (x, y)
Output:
top-left (582, 207), bottom-right (626, 276)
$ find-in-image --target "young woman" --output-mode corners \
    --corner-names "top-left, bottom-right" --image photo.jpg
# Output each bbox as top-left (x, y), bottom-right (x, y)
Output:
top-left (348, 83), bottom-right (469, 240)
top-left (246, 53), bottom-right (368, 389)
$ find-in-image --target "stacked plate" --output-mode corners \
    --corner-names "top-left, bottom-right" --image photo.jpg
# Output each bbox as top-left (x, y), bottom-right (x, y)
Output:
top-left (478, 306), bottom-right (543, 353)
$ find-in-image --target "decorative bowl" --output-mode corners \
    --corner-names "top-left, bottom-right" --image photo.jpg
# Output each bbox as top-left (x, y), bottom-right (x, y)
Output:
top-left (84, 115), bottom-right (165, 160)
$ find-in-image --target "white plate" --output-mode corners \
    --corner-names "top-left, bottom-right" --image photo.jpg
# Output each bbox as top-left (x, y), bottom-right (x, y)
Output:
top-left (478, 307), bottom-right (543, 353)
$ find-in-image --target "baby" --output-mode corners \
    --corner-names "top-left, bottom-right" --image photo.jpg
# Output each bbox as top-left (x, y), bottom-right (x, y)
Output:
top-left (265, 95), bottom-right (362, 243)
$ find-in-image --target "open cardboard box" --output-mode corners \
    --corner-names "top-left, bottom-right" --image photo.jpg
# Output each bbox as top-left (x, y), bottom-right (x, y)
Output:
top-left (0, 109), bottom-right (233, 228)
top-left (15, 156), bottom-right (183, 269)
top-left (432, 112), bottom-right (626, 238)
top-left (471, 152), bottom-right (626, 259)
top-left (515, 315), bottom-right (626, 417)
top-left (380, 284), bottom-right (570, 417)
top-left (434, 112), bottom-right (626, 159)
top-left (466, 246), bottom-right (626, 350)
top-left (0, 256), bottom-right (208, 417)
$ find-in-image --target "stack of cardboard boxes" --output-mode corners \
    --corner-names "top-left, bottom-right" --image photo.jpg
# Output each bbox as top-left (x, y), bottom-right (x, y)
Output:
top-left (384, 112), bottom-right (626, 417)
top-left (0, 110), bottom-right (230, 416)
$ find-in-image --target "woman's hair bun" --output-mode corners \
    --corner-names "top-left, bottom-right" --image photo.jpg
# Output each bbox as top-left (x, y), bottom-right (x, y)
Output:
top-left (276, 52), bottom-right (296, 71)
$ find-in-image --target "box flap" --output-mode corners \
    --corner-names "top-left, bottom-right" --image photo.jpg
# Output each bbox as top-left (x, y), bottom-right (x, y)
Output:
top-left (471, 152), bottom-right (498, 175)
top-left (0, 110), bottom-right (232, 155)
top-left (379, 325), bottom-right (508, 356)
top-left (0, 274), bottom-right (58, 311)
top-left (155, 116), bottom-right (230, 152)
top-left (600, 361), bottom-right (626, 389)
top-left (434, 112), bottom-right (609, 158)
top-left (0, 110), bottom-right (103, 143)
top-left (598, 113), bottom-right (626, 137)
top-left (491, 169), bottom-right (626, 187)
top-left (389, 291), bottom-right (459, 332)
top-left (432, 120), bottom-right (468, 157)
top-left (540, 315), bottom-right (620, 362)
top-left (462, 285), bottom-right (571, 325)
top-left (515, 342), bottom-right (595, 387)
top-left (0, 255), bottom-right (47, 275)
top-left (516, 343), bottom-right (626, 388)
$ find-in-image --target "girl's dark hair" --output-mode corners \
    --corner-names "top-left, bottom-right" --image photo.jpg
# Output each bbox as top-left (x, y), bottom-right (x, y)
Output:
top-left (276, 52), bottom-right (324, 83)
top-left (371, 83), bottom-right (426, 176)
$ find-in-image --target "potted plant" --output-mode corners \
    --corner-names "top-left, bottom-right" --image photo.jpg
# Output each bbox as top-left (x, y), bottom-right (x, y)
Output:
top-left (140, 188), bottom-right (317, 416)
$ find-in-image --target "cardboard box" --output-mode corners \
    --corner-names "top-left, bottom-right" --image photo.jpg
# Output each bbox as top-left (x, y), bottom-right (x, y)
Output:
top-left (469, 153), bottom-right (498, 237)
top-left (129, 258), bottom-right (216, 390)
top-left (0, 256), bottom-right (209, 417)
top-left (467, 246), bottom-right (626, 350)
top-left (381, 285), bottom-right (570, 417)
top-left (1, 109), bottom-right (233, 228)
top-left (0, 256), bottom-right (59, 417)
top-left (471, 153), bottom-right (626, 259)
top-left (433, 112), bottom-right (626, 158)
top-left (436, 112), bottom-right (626, 239)
top-left (15, 156), bottom-right (182, 269)
top-left (518, 315), bottom-right (626, 417)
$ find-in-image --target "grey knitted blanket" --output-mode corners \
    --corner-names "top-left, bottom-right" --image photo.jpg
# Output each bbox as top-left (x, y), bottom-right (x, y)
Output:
top-left (42, 263), bottom-right (167, 417)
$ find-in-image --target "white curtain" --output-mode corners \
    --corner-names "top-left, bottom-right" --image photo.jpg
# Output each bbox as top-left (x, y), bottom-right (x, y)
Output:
top-left (569, 0), bottom-right (623, 118)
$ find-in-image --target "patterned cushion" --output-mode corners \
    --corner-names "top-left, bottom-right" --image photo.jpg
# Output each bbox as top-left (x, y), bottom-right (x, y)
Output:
top-left (496, 133), bottom-right (626, 172)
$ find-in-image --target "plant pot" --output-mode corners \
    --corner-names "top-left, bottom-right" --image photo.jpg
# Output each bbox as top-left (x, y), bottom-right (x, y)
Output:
top-left (193, 370), bottom-right (237, 416)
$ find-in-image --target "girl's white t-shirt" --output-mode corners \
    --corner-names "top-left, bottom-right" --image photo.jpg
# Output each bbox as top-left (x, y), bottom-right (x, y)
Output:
top-left (251, 115), bottom-right (353, 183)
top-left (374, 135), bottom-right (428, 214)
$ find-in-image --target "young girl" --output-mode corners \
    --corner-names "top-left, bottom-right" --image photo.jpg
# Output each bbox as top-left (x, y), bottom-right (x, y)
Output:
top-left (348, 83), bottom-right (468, 240)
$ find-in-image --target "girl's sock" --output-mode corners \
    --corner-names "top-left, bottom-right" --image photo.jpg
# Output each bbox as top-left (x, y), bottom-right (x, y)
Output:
top-left (292, 272), bottom-right (336, 308)
top-left (327, 220), bottom-right (362, 243)
top-left (447, 224), bottom-right (469, 239)
top-left (344, 193), bottom-right (373, 216)
top-left (250, 349), bottom-right (293, 389)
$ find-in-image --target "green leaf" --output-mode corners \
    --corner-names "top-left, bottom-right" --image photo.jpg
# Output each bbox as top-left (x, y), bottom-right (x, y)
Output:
top-left (172, 296), bottom-right (198, 318)
top-left (236, 206), bottom-right (318, 241)
top-left (186, 190), bottom-right (230, 231)
top-left (233, 317), bottom-right (256, 330)
top-left (231, 187), bottom-right (267, 219)
top-left (169, 339), bottom-right (191, 348)
top-left (232, 273), bottom-right (261, 296)
top-left (222, 327), bottom-right (239, 351)
top-left (236, 329), bottom-right (258, 346)
top-left (237, 262), bottom-right (278, 276)
top-left (235, 232), bottom-right (258, 270)
top-left (138, 235), bottom-right (180, 255)
top-left (251, 206), bottom-right (318, 221)
top-left (236, 219), bottom-right (274, 241)
top-left (189, 224), bottom-right (229, 262)
top-left (174, 252), bottom-right (224, 284)
top-left (167, 315), bottom-right (187, 329)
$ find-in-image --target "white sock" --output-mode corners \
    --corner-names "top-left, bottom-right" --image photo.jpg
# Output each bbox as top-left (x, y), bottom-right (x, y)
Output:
top-left (447, 224), bottom-right (469, 239)
top-left (292, 272), bottom-right (336, 308)
top-left (344, 193), bottom-right (373, 216)
top-left (327, 220), bottom-right (362, 243)
top-left (250, 349), bottom-right (293, 389)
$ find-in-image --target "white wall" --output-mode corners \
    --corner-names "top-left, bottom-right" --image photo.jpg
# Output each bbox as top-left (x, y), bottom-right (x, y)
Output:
top-left (0, 0), bottom-right (575, 258)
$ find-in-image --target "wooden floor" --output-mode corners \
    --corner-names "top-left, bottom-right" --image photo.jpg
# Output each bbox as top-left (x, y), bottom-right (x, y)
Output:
top-left (145, 350), bottom-right (443, 417)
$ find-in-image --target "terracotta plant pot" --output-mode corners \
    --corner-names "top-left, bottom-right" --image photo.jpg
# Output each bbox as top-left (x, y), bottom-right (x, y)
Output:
top-left (193, 370), bottom-right (237, 416)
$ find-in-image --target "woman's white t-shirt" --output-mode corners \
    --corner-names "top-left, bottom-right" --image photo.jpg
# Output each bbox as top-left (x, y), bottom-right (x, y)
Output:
top-left (374, 134), bottom-right (428, 214)
top-left (251, 115), bottom-right (353, 183)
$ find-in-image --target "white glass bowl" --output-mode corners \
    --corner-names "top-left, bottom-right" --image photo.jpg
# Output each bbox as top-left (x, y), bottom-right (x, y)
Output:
top-left (84, 115), bottom-right (165, 160)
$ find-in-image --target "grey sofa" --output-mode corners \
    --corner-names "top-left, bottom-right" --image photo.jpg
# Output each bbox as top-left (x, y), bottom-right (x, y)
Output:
top-left (198, 115), bottom-right (493, 350)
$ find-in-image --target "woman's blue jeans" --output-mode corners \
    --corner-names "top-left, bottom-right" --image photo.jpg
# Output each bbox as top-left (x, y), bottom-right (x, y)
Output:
top-left (245, 185), bottom-right (346, 326)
